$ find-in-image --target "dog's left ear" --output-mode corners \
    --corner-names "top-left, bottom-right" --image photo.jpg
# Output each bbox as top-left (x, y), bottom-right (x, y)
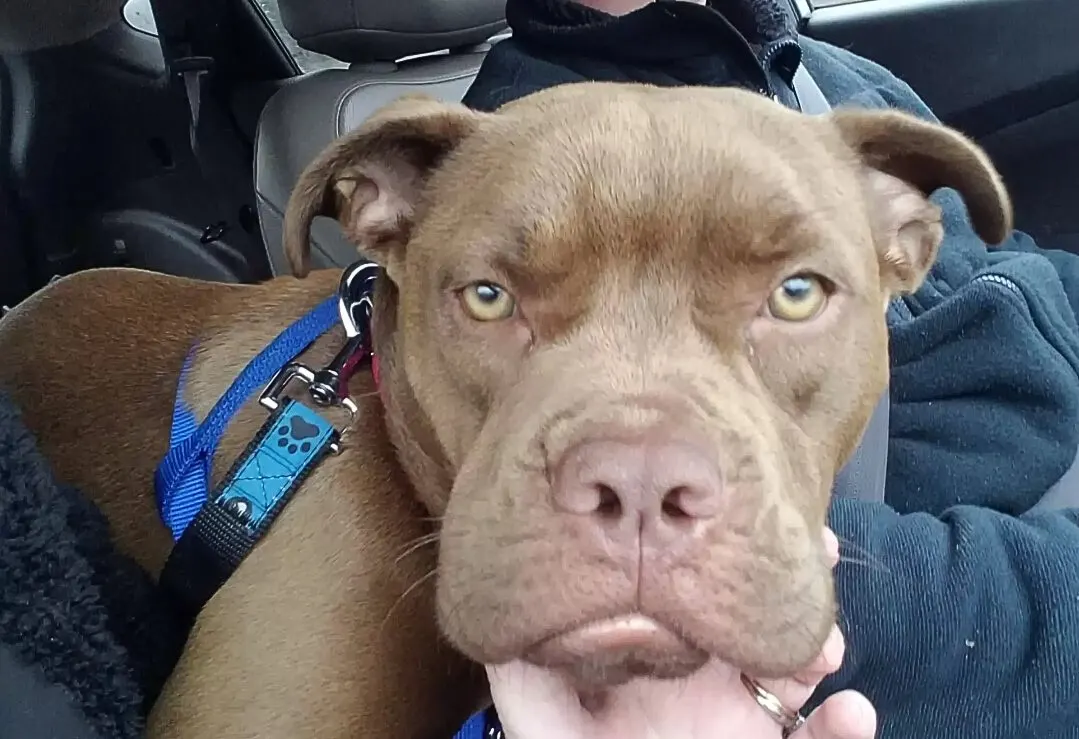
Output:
top-left (283, 95), bottom-right (486, 278)
top-left (829, 108), bottom-right (1013, 295)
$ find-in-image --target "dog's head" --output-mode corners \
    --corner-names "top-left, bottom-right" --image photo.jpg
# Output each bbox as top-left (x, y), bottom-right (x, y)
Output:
top-left (284, 83), bottom-right (1010, 685)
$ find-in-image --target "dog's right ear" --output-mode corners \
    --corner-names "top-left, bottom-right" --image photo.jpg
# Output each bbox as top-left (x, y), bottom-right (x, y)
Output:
top-left (283, 95), bottom-right (486, 278)
top-left (829, 108), bottom-right (1013, 296)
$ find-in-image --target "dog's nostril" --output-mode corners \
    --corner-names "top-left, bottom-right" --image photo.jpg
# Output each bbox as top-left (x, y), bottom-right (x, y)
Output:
top-left (594, 484), bottom-right (623, 519)
top-left (661, 487), bottom-right (695, 520)
top-left (551, 436), bottom-right (723, 525)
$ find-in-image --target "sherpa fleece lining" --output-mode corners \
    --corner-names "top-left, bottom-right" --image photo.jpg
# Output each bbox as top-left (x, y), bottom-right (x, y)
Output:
top-left (0, 392), bottom-right (186, 739)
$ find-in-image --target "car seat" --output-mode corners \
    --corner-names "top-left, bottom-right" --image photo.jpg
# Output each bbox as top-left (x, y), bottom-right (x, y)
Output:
top-left (254, 0), bottom-right (506, 276)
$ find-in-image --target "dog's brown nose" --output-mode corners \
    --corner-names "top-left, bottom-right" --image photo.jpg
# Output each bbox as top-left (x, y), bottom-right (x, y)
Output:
top-left (552, 435), bottom-right (722, 536)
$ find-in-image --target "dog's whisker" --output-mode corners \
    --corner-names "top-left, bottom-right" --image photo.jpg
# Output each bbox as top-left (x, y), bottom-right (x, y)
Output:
top-left (394, 532), bottom-right (442, 564)
top-left (837, 554), bottom-right (890, 573)
top-left (835, 537), bottom-right (888, 572)
top-left (380, 569), bottom-right (439, 632)
top-left (397, 531), bottom-right (441, 548)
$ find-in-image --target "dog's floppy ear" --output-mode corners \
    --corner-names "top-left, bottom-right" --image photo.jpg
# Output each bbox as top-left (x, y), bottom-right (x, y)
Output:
top-left (829, 108), bottom-right (1013, 295)
top-left (283, 95), bottom-right (485, 277)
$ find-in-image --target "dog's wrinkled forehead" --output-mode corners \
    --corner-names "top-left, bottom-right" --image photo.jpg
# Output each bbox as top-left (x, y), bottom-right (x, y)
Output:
top-left (284, 81), bottom-right (1010, 307)
top-left (416, 89), bottom-right (872, 304)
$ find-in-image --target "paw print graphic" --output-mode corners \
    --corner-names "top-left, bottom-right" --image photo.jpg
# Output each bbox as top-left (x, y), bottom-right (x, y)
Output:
top-left (275, 415), bottom-right (321, 456)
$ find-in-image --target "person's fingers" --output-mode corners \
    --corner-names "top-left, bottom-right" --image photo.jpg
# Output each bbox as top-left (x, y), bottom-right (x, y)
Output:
top-left (823, 527), bottom-right (840, 569)
top-left (486, 662), bottom-right (586, 738)
top-left (793, 691), bottom-right (877, 739)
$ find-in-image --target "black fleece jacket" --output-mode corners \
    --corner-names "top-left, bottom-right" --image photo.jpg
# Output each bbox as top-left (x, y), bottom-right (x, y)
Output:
top-left (463, 1), bottom-right (1079, 736)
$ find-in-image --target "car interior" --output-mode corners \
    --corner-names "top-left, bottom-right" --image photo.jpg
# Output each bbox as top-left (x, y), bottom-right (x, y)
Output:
top-left (2, 0), bottom-right (1079, 316)
top-left (1, 0), bottom-right (1078, 732)
top-left (4, 0), bottom-right (1078, 505)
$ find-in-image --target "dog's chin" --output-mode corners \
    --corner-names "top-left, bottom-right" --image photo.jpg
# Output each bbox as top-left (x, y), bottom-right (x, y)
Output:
top-left (491, 619), bottom-right (748, 736)
top-left (523, 614), bottom-right (710, 693)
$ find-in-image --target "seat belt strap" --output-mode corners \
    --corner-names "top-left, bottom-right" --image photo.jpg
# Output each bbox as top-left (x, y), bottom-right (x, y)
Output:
top-left (173, 56), bottom-right (213, 158)
top-left (148, 0), bottom-right (253, 249)
top-left (170, 54), bottom-right (235, 242)
top-left (182, 67), bottom-right (207, 153)
top-left (792, 62), bottom-right (832, 115)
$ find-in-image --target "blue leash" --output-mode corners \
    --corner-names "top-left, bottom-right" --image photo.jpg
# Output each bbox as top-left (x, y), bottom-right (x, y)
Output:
top-left (155, 296), bottom-right (339, 540)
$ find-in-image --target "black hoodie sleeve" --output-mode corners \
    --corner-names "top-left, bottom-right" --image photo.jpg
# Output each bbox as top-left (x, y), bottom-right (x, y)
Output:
top-left (804, 39), bottom-right (1079, 735)
top-left (822, 499), bottom-right (1079, 736)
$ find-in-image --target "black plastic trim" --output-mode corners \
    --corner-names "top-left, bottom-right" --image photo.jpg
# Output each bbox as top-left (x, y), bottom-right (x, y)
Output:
top-left (806, 0), bottom-right (1079, 135)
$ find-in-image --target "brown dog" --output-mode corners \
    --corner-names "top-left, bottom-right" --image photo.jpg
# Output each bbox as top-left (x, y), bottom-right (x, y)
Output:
top-left (0, 82), bottom-right (1010, 738)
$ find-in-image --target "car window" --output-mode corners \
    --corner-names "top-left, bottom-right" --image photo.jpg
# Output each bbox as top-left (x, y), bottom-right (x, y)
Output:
top-left (255, 0), bottom-right (347, 72)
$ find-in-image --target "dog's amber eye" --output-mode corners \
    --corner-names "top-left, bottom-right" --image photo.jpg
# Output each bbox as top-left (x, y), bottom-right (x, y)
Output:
top-left (460, 282), bottom-right (516, 321)
top-left (766, 275), bottom-right (827, 322)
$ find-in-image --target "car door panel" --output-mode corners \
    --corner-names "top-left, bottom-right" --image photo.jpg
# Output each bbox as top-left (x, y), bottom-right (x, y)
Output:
top-left (804, 0), bottom-right (1079, 251)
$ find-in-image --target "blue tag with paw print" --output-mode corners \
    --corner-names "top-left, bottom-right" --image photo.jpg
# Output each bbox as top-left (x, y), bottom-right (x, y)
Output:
top-left (214, 398), bottom-right (338, 534)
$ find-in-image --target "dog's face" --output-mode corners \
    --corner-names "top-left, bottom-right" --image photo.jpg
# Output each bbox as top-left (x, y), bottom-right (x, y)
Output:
top-left (284, 83), bottom-right (1010, 685)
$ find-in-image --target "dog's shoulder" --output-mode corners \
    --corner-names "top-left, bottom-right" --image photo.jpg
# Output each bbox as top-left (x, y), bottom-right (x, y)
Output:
top-left (1, 267), bottom-right (343, 358)
top-left (0, 267), bottom-right (349, 573)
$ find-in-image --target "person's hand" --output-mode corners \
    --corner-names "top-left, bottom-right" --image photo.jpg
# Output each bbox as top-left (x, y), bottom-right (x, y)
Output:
top-left (742, 624), bottom-right (876, 739)
top-left (486, 528), bottom-right (876, 739)
top-left (488, 628), bottom-right (874, 739)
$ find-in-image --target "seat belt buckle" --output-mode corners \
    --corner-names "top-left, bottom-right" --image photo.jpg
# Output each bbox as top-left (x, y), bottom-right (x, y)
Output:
top-left (170, 55), bottom-right (214, 95)
top-left (170, 55), bottom-right (214, 76)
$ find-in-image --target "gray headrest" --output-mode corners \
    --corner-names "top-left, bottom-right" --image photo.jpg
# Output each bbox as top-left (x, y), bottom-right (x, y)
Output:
top-left (0, 0), bottom-right (125, 53)
top-left (277, 0), bottom-right (507, 64)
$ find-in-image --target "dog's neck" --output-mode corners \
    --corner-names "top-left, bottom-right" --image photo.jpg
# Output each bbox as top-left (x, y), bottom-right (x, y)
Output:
top-left (370, 279), bottom-right (457, 515)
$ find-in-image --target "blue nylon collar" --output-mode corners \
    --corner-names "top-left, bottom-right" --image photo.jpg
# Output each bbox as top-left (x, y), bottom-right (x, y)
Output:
top-left (154, 296), bottom-right (340, 540)
top-left (454, 710), bottom-right (489, 739)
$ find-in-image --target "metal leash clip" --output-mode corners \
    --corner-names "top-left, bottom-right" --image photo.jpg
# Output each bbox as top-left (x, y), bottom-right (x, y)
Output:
top-left (307, 261), bottom-right (380, 409)
top-left (258, 261), bottom-right (381, 450)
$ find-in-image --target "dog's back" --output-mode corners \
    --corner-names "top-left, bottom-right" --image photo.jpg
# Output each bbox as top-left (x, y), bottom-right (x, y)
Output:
top-left (0, 268), bottom-right (224, 571)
